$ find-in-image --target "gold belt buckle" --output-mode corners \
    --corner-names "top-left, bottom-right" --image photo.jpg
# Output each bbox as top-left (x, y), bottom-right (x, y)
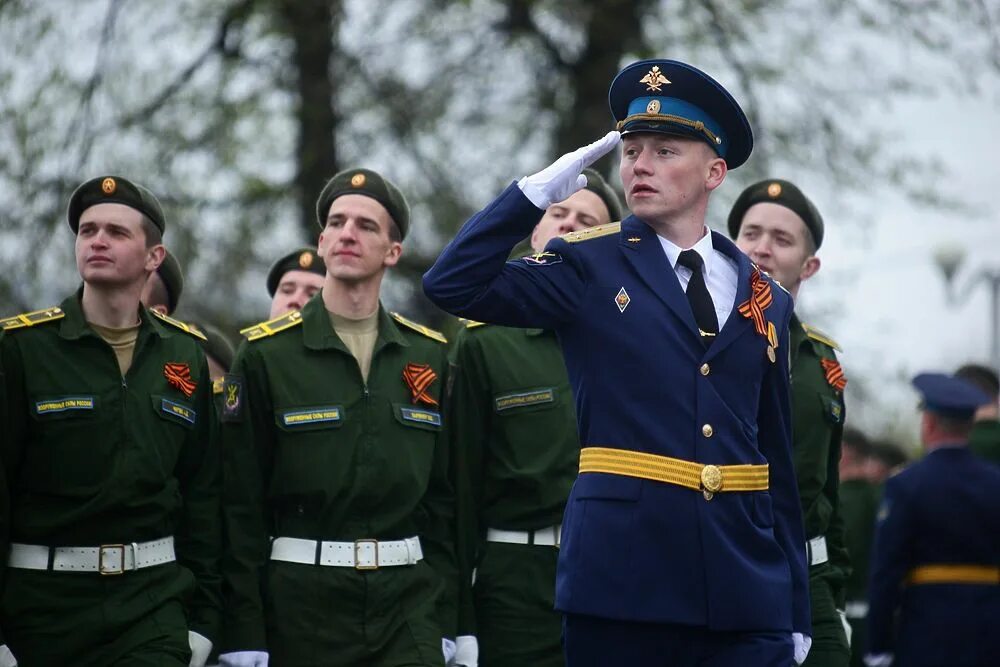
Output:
top-left (354, 539), bottom-right (379, 571)
top-left (700, 465), bottom-right (723, 501)
top-left (99, 544), bottom-right (127, 575)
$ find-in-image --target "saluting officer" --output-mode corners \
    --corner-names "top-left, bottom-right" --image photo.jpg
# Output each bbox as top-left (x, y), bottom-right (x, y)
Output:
top-left (730, 179), bottom-right (853, 666)
top-left (0, 176), bottom-right (222, 666)
top-left (424, 59), bottom-right (810, 666)
top-left (449, 169), bottom-right (621, 667)
top-left (864, 373), bottom-right (1000, 667)
top-left (220, 169), bottom-right (458, 667)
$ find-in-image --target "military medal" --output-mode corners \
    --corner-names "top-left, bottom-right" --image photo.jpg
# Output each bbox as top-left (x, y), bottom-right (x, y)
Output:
top-left (615, 287), bottom-right (630, 313)
top-left (403, 362), bottom-right (439, 407)
top-left (738, 267), bottom-right (779, 362)
top-left (164, 362), bottom-right (196, 398)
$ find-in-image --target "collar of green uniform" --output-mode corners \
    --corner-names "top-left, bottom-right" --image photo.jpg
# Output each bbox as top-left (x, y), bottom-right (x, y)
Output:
top-left (300, 294), bottom-right (409, 352)
top-left (57, 287), bottom-right (166, 341)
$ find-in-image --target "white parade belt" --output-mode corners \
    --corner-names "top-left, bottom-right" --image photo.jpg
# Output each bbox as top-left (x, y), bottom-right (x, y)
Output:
top-left (270, 535), bottom-right (423, 570)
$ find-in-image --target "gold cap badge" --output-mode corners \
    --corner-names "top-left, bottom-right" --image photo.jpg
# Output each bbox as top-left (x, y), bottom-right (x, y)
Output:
top-left (645, 99), bottom-right (661, 114)
top-left (640, 66), bottom-right (671, 92)
top-left (101, 177), bottom-right (117, 195)
top-left (350, 173), bottom-right (366, 188)
top-left (298, 251), bottom-right (314, 269)
top-left (767, 182), bottom-right (782, 198)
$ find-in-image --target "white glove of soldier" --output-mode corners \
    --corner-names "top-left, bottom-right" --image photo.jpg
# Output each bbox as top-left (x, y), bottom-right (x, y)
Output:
top-left (793, 632), bottom-right (812, 665)
top-left (219, 651), bottom-right (269, 667)
top-left (442, 637), bottom-right (457, 665)
top-left (517, 131), bottom-right (620, 210)
top-left (188, 631), bottom-right (213, 667)
top-left (864, 653), bottom-right (894, 666)
top-left (837, 608), bottom-right (852, 646)
top-left (0, 645), bottom-right (17, 667)
top-left (454, 635), bottom-right (479, 666)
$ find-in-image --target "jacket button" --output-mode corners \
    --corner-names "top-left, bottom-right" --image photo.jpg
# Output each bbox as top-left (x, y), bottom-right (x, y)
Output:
top-left (702, 424), bottom-right (714, 438)
top-left (700, 363), bottom-right (710, 376)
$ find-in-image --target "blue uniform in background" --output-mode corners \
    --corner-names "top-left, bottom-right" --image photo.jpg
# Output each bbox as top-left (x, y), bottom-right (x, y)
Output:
top-left (866, 445), bottom-right (1000, 667)
top-left (423, 183), bottom-right (810, 648)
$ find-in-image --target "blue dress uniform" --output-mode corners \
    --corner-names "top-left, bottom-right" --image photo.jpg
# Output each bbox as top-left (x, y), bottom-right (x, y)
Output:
top-left (865, 374), bottom-right (1000, 667)
top-left (425, 59), bottom-right (810, 666)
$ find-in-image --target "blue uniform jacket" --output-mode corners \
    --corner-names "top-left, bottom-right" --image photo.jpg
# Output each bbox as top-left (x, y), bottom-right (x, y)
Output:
top-left (867, 446), bottom-right (1000, 667)
top-left (424, 183), bottom-right (810, 635)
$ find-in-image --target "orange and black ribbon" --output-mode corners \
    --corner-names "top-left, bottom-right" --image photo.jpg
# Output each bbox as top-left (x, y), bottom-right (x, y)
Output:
top-left (164, 362), bottom-right (197, 398)
top-left (738, 267), bottom-right (774, 338)
top-left (820, 359), bottom-right (847, 392)
top-left (403, 362), bottom-right (439, 407)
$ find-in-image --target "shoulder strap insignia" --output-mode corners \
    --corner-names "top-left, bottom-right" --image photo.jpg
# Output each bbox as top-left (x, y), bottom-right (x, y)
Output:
top-left (239, 310), bottom-right (304, 342)
top-left (150, 309), bottom-right (208, 341)
top-left (212, 377), bottom-right (224, 395)
top-left (1, 306), bottom-right (65, 331)
top-left (803, 323), bottom-right (841, 351)
top-left (391, 312), bottom-right (447, 343)
top-left (562, 221), bottom-right (621, 243)
top-left (459, 318), bottom-right (488, 329)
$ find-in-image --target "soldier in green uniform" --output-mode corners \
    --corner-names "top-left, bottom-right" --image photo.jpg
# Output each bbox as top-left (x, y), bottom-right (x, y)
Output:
top-left (730, 179), bottom-right (851, 667)
top-left (955, 363), bottom-right (1000, 464)
top-left (142, 248), bottom-right (185, 315)
top-left (266, 247), bottom-right (326, 318)
top-left (0, 175), bottom-right (222, 667)
top-left (220, 168), bottom-right (457, 667)
top-left (449, 169), bottom-right (621, 667)
top-left (837, 427), bottom-right (881, 667)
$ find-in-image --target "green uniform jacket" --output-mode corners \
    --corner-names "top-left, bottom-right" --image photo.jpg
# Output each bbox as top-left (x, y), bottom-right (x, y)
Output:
top-left (221, 296), bottom-right (457, 651)
top-left (0, 293), bottom-right (222, 643)
top-left (969, 419), bottom-right (1000, 465)
top-left (449, 322), bottom-right (579, 634)
top-left (790, 315), bottom-right (850, 606)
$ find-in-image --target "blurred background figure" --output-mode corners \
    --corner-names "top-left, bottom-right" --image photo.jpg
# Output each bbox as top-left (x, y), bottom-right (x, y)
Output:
top-left (955, 363), bottom-right (1000, 465)
top-left (141, 249), bottom-right (184, 316)
top-left (266, 247), bottom-right (326, 318)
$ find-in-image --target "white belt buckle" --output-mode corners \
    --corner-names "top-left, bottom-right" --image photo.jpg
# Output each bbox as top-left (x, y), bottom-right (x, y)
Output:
top-left (99, 544), bottom-right (127, 575)
top-left (354, 539), bottom-right (378, 570)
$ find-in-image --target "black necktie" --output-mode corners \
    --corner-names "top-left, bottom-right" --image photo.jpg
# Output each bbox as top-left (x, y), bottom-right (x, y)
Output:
top-left (677, 249), bottom-right (719, 342)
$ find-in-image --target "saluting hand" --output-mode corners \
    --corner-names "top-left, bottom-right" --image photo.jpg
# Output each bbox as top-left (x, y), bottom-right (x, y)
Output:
top-left (518, 131), bottom-right (621, 210)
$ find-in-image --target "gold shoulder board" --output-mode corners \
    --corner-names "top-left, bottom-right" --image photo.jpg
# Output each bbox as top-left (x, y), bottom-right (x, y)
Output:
top-left (803, 324), bottom-right (841, 351)
top-left (459, 318), bottom-right (487, 329)
top-left (0, 306), bottom-right (65, 331)
top-left (562, 221), bottom-right (621, 244)
top-left (391, 312), bottom-right (448, 343)
top-left (239, 310), bottom-right (304, 342)
top-left (151, 309), bottom-right (208, 341)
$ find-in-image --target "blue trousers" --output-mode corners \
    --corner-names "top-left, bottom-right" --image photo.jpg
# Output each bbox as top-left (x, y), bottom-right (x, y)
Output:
top-left (563, 613), bottom-right (795, 667)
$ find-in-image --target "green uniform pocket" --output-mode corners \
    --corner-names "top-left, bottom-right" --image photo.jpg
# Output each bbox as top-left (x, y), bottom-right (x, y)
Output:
top-left (820, 394), bottom-right (844, 424)
top-left (151, 394), bottom-right (197, 429)
top-left (493, 387), bottom-right (557, 414)
top-left (25, 394), bottom-right (104, 494)
top-left (392, 404), bottom-right (442, 431)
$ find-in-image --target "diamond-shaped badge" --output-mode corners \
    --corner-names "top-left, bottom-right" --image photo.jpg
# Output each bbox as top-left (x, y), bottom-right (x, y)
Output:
top-left (615, 287), bottom-right (630, 313)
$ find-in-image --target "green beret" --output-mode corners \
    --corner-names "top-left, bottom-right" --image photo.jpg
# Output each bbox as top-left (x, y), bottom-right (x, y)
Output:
top-left (190, 322), bottom-right (235, 371)
top-left (315, 168), bottom-right (410, 239)
top-left (266, 247), bottom-right (326, 297)
top-left (156, 250), bottom-right (184, 315)
top-left (727, 179), bottom-right (824, 249)
top-left (68, 175), bottom-right (166, 234)
top-left (581, 168), bottom-right (623, 221)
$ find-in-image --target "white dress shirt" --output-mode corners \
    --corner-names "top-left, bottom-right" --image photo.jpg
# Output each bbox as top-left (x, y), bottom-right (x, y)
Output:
top-left (657, 227), bottom-right (738, 328)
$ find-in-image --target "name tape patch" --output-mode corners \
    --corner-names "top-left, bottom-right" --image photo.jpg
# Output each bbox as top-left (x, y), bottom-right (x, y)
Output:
top-left (282, 407), bottom-right (342, 427)
top-left (495, 388), bottom-right (555, 412)
top-left (36, 396), bottom-right (95, 414)
top-left (161, 398), bottom-right (196, 424)
top-left (400, 407), bottom-right (442, 426)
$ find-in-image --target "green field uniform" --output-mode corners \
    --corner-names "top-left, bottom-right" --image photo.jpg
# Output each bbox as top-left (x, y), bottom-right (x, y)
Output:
top-left (838, 478), bottom-right (881, 667)
top-left (221, 296), bottom-right (457, 667)
top-left (969, 419), bottom-right (1000, 465)
top-left (449, 322), bottom-right (579, 667)
top-left (790, 317), bottom-right (851, 667)
top-left (0, 293), bottom-right (222, 666)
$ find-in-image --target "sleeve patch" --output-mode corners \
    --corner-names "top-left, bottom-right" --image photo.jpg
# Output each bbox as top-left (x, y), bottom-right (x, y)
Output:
top-left (221, 374), bottom-right (244, 422)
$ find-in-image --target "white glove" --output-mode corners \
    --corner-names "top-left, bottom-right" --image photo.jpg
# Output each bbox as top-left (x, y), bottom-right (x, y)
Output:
top-left (219, 651), bottom-right (269, 667)
top-left (837, 608), bottom-right (852, 646)
top-left (793, 633), bottom-right (812, 666)
top-left (517, 131), bottom-right (620, 210)
top-left (188, 631), bottom-right (213, 667)
top-left (442, 637), bottom-right (457, 665)
top-left (0, 645), bottom-right (17, 667)
top-left (863, 653), bottom-right (894, 667)
top-left (454, 635), bottom-right (479, 667)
